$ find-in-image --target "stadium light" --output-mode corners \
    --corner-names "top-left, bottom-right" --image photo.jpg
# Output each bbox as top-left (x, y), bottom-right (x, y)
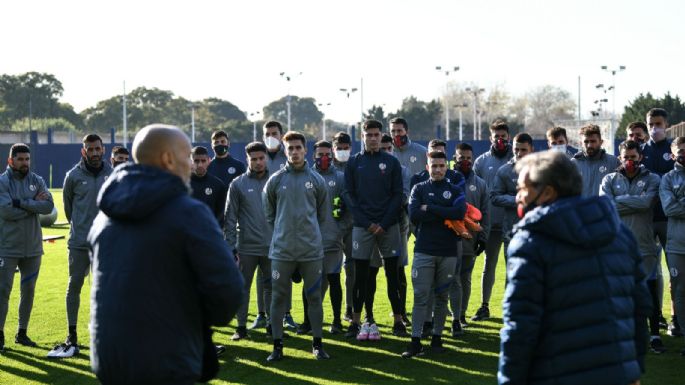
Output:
top-left (280, 72), bottom-right (303, 131)
top-left (465, 87), bottom-right (486, 140)
top-left (435, 65), bottom-right (460, 140)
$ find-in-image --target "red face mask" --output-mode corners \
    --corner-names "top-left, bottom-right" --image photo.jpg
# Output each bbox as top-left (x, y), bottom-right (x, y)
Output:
top-left (495, 138), bottom-right (506, 151)
top-left (457, 159), bottom-right (472, 175)
top-left (316, 154), bottom-right (331, 171)
top-left (393, 135), bottom-right (408, 147)
top-left (624, 159), bottom-right (638, 174)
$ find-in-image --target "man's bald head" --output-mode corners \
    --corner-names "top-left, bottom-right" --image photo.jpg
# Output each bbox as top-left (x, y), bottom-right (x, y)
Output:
top-left (132, 124), bottom-right (192, 185)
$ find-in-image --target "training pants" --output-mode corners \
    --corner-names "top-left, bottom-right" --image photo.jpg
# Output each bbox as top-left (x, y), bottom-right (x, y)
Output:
top-left (270, 259), bottom-right (323, 340)
top-left (0, 256), bottom-right (41, 330)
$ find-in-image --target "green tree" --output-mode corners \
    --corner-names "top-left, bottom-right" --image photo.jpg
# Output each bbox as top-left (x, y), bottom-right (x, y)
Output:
top-left (389, 96), bottom-right (442, 140)
top-left (11, 117), bottom-right (76, 133)
top-left (262, 95), bottom-right (323, 133)
top-left (619, 92), bottom-right (685, 137)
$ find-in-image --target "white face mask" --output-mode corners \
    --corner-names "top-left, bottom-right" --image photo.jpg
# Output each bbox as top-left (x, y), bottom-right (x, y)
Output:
top-left (550, 144), bottom-right (567, 153)
top-left (264, 136), bottom-right (280, 150)
top-left (649, 127), bottom-right (666, 141)
top-left (335, 149), bottom-right (350, 162)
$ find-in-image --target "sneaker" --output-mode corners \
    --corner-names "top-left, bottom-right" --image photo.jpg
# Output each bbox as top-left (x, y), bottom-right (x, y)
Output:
top-left (312, 345), bottom-right (330, 360)
top-left (232, 326), bottom-right (248, 341)
top-left (47, 343), bottom-right (79, 358)
top-left (329, 322), bottom-right (344, 335)
top-left (421, 322), bottom-right (432, 339)
top-left (402, 314), bottom-right (412, 327)
top-left (249, 314), bottom-right (267, 330)
top-left (649, 338), bottom-right (667, 354)
top-left (283, 313), bottom-right (298, 330)
top-left (668, 317), bottom-right (683, 337)
top-left (401, 341), bottom-right (424, 358)
top-left (15, 333), bottom-right (37, 347)
top-left (297, 322), bottom-right (312, 335)
top-left (459, 315), bottom-right (469, 328)
top-left (345, 323), bottom-right (360, 339)
top-left (659, 315), bottom-right (668, 329)
top-left (392, 321), bottom-right (409, 337)
top-left (343, 308), bottom-right (353, 322)
top-left (430, 336), bottom-right (446, 353)
top-left (266, 346), bottom-right (284, 362)
top-left (357, 322), bottom-right (371, 341)
top-left (368, 323), bottom-right (381, 341)
top-left (471, 306), bottom-right (490, 321)
top-left (451, 320), bottom-right (464, 337)
top-left (215, 345), bottom-right (226, 356)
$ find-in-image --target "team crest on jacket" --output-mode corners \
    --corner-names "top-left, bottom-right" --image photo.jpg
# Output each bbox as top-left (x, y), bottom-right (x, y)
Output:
top-left (378, 163), bottom-right (387, 171)
top-left (305, 181), bottom-right (313, 189)
top-left (599, 166), bottom-right (607, 173)
top-left (228, 167), bottom-right (236, 174)
top-left (272, 270), bottom-right (281, 280)
top-left (410, 156), bottom-right (417, 163)
top-left (205, 188), bottom-right (213, 195)
top-left (637, 180), bottom-right (645, 188)
top-left (443, 190), bottom-right (452, 199)
top-left (29, 184), bottom-right (36, 191)
top-left (469, 184), bottom-right (477, 192)
top-left (664, 153), bottom-right (672, 161)
top-left (328, 180), bottom-right (336, 187)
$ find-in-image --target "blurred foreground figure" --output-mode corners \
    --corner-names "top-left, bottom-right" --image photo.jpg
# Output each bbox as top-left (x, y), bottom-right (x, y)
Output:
top-left (498, 150), bottom-right (651, 385)
top-left (88, 124), bottom-right (244, 385)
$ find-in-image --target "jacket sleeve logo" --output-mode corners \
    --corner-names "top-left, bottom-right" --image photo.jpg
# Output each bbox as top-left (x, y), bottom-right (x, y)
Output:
top-left (305, 181), bottom-right (314, 189)
top-left (599, 166), bottom-right (607, 173)
top-left (228, 167), bottom-right (236, 174)
top-left (378, 163), bottom-right (387, 171)
top-left (205, 188), bottom-right (213, 195)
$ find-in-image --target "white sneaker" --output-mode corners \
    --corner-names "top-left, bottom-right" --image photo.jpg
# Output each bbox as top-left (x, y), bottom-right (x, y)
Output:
top-left (357, 322), bottom-right (370, 341)
top-left (368, 323), bottom-right (381, 341)
top-left (47, 343), bottom-right (79, 358)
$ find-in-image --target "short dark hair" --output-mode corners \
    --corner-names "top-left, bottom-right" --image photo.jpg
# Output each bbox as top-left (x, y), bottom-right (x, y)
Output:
top-left (82, 134), bottom-right (103, 145)
top-left (672, 136), bottom-right (685, 149)
top-left (546, 127), bottom-right (567, 140)
top-left (245, 141), bottom-right (268, 155)
top-left (514, 133), bottom-right (534, 146)
top-left (580, 124), bottom-right (602, 138)
top-left (211, 130), bottom-right (229, 141)
top-left (111, 146), bottom-right (129, 156)
top-left (427, 150), bottom-right (447, 160)
top-left (619, 140), bottom-right (642, 155)
top-left (10, 143), bottom-right (30, 158)
top-left (191, 146), bottom-right (209, 157)
top-left (314, 140), bottom-right (332, 149)
top-left (647, 108), bottom-right (668, 121)
top-left (456, 142), bottom-right (473, 152)
top-left (627, 121), bottom-right (649, 135)
top-left (490, 121), bottom-right (509, 133)
top-left (264, 121), bottom-right (284, 134)
top-left (333, 132), bottom-right (351, 145)
top-left (363, 119), bottom-right (383, 131)
top-left (389, 117), bottom-right (408, 130)
top-left (282, 131), bottom-right (306, 146)
top-left (515, 151), bottom-right (582, 198)
top-left (428, 139), bottom-right (447, 149)
top-left (380, 133), bottom-right (393, 143)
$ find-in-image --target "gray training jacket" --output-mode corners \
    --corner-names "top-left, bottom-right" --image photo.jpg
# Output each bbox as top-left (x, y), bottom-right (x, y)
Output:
top-left (660, 162), bottom-right (685, 255)
top-left (600, 166), bottom-right (661, 257)
top-left (225, 169), bottom-right (272, 257)
top-left (313, 164), bottom-right (346, 252)
top-left (266, 146), bottom-right (288, 177)
top-left (490, 159), bottom-right (519, 240)
top-left (462, 171), bottom-right (490, 257)
top-left (394, 140), bottom-right (428, 177)
top-left (571, 149), bottom-right (621, 197)
top-left (63, 159), bottom-right (113, 250)
top-left (263, 161), bottom-right (329, 261)
top-left (0, 167), bottom-right (54, 258)
top-left (474, 148), bottom-right (513, 230)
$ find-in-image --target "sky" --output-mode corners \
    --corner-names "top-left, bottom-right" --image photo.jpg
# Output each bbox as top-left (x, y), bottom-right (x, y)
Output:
top-left (1, 0), bottom-right (683, 125)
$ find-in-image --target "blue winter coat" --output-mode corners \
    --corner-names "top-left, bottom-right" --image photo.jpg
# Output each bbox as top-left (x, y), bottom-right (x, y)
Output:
top-left (498, 195), bottom-right (651, 385)
top-left (88, 164), bottom-right (244, 385)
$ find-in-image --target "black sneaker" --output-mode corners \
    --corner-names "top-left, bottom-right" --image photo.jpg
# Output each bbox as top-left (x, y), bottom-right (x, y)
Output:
top-left (459, 315), bottom-right (469, 328)
top-left (266, 346), bottom-right (283, 362)
top-left (297, 322), bottom-right (312, 335)
top-left (471, 306), bottom-right (490, 321)
top-left (215, 345), bottom-right (226, 356)
top-left (650, 338), bottom-right (667, 354)
top-left (401, 341), bottom-right (424, 358)
top-left (345, 323), bottom-right (360, 338)
top-left (232, 326), bottom-right (248, 341)
top-left (329, 321), bottom-right (344, 335)
top-left (249, 314), bottom-right (267, 330)
top-left (430, 336), bottom-right (446, 353)
top-left (283, 313), bottom-right (298, 330)
top-left (421, 322), bottom-right (432, 339)
top-left (392, 321), bottom-right (409, 337)
top-left (668, 317), bottom-right (683, 337)
top-left (15, 333), bottom-right (37, 347)
top-left (402, 314), bottom-right (412, 327)
top-left (451, 320), bottom-right (464, 337)
top-left (312, 344), bottom-right (330, 360)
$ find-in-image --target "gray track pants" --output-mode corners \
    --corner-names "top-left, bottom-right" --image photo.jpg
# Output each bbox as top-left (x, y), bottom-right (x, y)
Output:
top-left (257, 267), bottom-right (291, 314)
top-left (481, 229), bottom-right (503, 305)
top-left (237, 255), bottom-right (272, 327)
top-left (451, 253), bottom-right (477, 319)
top-left (411, 253), bottom-right (457, 337)
top-left (271, 259), bottom-right (323, 339)
top-left (0, 256), bottom-right (41, 330)
top-left (667, 253), bottom-right (685, 329)
top-left (342, 228), bottom-right (353, 310)
top-left (654, 221), bottom-right (667, 309)
top-left (66, 248), bottom-right (90, 327)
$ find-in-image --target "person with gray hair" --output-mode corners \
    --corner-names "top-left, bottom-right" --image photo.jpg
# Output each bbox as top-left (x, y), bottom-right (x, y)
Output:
top-left (498, 150), bottom-right (651, 385)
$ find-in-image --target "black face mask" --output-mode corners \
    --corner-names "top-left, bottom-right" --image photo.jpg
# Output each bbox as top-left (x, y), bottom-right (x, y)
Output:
top-left (393, 135), bottom-right (409, 147)
top-left (455, 159), bottom-right (472, 176)
top-left (213, 145), bottom-right (228, 156)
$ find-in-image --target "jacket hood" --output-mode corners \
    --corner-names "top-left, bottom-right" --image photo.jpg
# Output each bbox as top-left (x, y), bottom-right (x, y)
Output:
top-left (97, 163), bottom-right (189, 220)
top-left (515, 195), bottom-right (621, 248)
top-left (573, 148), bottom-right (607, 161)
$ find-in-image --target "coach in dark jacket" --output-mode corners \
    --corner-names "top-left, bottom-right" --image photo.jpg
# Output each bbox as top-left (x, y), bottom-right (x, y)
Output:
top-left (498, 151), bottom-right (651, 385)
top-left (88, 125), bottom-right (244, 385)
